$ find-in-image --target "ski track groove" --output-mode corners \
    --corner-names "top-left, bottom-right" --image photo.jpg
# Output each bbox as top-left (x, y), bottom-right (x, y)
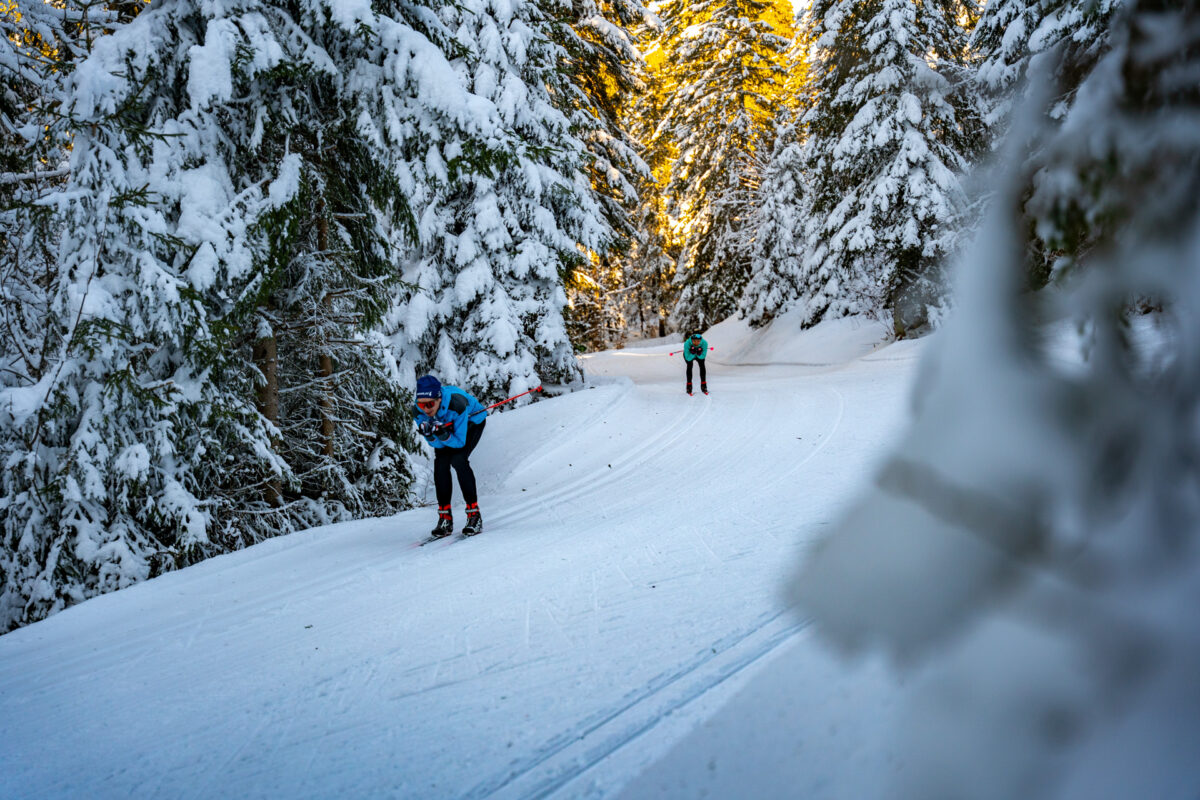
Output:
top-left (462, 611), bottom-right (814, 800)
top-left (450, 383), bottom-right (844, 799)
top-left (479, 392), bottom-right (717, 533)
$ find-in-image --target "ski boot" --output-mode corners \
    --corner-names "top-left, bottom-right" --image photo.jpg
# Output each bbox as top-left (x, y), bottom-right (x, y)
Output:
top-left (686, 382), bottom-right (693, 396)
top-left (430, 505), bottom-right (453, 538)
top-left (701, 382), bottom-right (708, 395)
top-left (462, 502), bottom-right (483, 536)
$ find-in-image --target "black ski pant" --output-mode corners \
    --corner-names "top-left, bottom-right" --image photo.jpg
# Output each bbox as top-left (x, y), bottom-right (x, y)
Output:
top-left (434, 420), bottom-right (486, 507)
top-left (686, 358), bottom-right (707, 386)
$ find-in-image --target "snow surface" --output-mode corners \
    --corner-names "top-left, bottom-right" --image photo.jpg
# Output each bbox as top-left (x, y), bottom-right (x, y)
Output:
top-left (0, 313), bottom-right (923, 799)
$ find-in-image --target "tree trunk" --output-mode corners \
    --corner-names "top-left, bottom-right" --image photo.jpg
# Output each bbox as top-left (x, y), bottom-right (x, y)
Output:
top-left (253, 325), bottom-right (283, 506)
top-left (317, 207), bottom-right (335, 459)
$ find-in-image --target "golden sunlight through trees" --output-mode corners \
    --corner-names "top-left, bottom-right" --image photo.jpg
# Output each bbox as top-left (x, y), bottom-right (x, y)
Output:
top-left (629, 0), bottom-right (797, 333)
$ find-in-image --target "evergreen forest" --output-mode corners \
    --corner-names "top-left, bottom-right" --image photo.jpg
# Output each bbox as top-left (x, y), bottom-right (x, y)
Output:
top-left (1, 0), bottom-right (1188, 633)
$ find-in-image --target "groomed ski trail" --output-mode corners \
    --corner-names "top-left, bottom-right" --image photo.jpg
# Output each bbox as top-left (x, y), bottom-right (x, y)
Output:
top-left (0, 327), bottom-right (917, 800)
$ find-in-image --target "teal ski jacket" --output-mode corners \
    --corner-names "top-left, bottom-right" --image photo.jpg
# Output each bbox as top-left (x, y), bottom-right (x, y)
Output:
top-left (683, 335), bottom-right (708, 362)
top-left (414, 385), bottom-right (486, 449)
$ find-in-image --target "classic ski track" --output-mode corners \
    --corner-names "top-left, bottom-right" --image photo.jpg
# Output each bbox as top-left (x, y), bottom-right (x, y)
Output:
top-left (0, 390), bottom-right (723, 689)
top-left (479, 391), bottom-right (718, 533)
top-left (0, 365), bottom-right (854, 796)
top-left (451, 382), bottom-right (840, 799)
top-left (474, 386), bottom-right (845, 798)
top-left (754, 383), bottom-right (846, 493)
top-left (0, 374), bottom-right (837, 730)
top-left (463, 611), bottom-right (814, 800)
top-left (475, 376), bottom-right (844, 554)
top-left (474, 384), bottom-right (774, 546)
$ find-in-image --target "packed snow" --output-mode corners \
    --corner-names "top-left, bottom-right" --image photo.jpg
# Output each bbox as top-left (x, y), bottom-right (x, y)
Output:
top-left (0, 314), bottom-right (919, 798)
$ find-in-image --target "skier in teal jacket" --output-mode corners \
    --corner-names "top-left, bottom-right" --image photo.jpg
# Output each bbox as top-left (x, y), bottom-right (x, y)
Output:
top-left (414, 375), bottom-right (487, 537)
top-left (683, 332), bottom-right (708, 395)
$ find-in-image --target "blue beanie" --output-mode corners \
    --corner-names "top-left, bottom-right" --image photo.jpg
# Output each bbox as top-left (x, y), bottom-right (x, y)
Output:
top-left (415, 375), bottom-right (441, 400)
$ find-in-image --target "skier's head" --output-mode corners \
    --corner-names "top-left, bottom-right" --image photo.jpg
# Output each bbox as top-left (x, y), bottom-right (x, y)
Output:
top-left (691, 333), bottom-right (701, 340)
top-left (415, 375), bottom-right (442, 414)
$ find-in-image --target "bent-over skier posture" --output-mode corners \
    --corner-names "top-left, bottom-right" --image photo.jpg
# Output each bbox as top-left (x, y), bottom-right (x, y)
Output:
top-left (414, 375), bottom-right (487, 537)
top-left (683, 332), bottom-right (709, 395)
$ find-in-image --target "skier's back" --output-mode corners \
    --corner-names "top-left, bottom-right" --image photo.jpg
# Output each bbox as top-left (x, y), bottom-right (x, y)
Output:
top-left (682, 333), bottom-right (709, 395)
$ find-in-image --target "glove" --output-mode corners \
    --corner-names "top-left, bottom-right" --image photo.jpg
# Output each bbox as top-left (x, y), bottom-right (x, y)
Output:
top-left (432, 421), bottom-right (453, 441)
top-left (689, 344), bottom-right (702, 355)
top-left (417, 420), bottom-right (435, 438)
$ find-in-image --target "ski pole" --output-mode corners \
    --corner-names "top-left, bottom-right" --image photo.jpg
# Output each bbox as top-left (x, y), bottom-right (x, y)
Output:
top-left (667, 347), bottom-right (715, 356)
top-left (481, 385), bottom-right (543, 414)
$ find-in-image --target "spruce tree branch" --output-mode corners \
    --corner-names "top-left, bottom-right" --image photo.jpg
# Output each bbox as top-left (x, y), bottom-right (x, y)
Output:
top-left (0, 168), bottom-right (71, 186)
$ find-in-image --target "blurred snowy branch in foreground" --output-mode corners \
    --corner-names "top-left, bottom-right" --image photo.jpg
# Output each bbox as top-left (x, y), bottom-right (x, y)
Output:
top-left (793, 0), bottom-right (1200, 797)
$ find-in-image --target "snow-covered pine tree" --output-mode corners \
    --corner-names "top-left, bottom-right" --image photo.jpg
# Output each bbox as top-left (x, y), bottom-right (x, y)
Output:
top-left (971, 0), bottom-right (1125, 287)
top-left (0, 5), bottom-right (286, 629)
top-left (564, 253), bottom-right (631, 351)
top-left (792, 0), bottom-right (981, 337)
top-left (795, 0), bottom-right (1200, 794)
top-left (621, 188), bottom-right (676, 339)
top-left (556, 0), bottom-right (649, 246)
top-left (232, 0), bottom-right (473, 523)
top-left (554, 0), bottom-right (652, 351)
top-left (650, 0), bottom-right (792, 335)
top-left (739, 29), bottom-right (814, 328)
top-left (0, 0), bottom-right (493, 630)
top-left (621, 30), bottom-right (679, 341)
top-left (385, 0), bottom-right (608, 400)
top-left (739, 118), bottom-right (807, 327)
top-left (972, 0), bottom-right (1124, 132)
top-left (1, 0), bottom-right (82, 392)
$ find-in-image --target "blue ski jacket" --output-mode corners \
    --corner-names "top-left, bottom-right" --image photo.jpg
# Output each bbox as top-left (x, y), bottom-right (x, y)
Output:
top-left (414, 385), bottom-right (487, 449)
top-left (683, 336), bottom-right (708, 362)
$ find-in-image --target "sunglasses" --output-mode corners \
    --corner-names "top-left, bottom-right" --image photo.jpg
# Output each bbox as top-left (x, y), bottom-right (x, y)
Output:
top-left (416, 399), bottom-right (438, 410)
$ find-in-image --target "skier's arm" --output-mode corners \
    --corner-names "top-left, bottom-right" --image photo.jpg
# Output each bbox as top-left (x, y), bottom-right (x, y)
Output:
top-left (438, 392), bottom-right (472, 448)
top-left (465, 392), bottom-right (487, 424)
top-left (439, 414), bottom-right (467, 447)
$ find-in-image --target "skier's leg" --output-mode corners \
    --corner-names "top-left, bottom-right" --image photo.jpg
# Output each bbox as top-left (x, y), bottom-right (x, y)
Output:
top-left (449, 422), bottom-right (484, 504)
top-left (431, 448), bottom-right (454, 536)
top-left (457, 421), bottom-right (485, 533)
top-left (462, 419), bottom-right (486, 457)
top-left (433, 447), bottom-right (453, 507)
top-left (686, 359), bottom-right (694, 393)
top-left (699, 359), bottom-right (707, 393)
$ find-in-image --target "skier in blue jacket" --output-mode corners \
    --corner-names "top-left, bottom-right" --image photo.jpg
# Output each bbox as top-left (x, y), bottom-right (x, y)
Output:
top-left (683, 332), bottom-right (709, 395)
top-left (414, 375), bottom-right (488, 537)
